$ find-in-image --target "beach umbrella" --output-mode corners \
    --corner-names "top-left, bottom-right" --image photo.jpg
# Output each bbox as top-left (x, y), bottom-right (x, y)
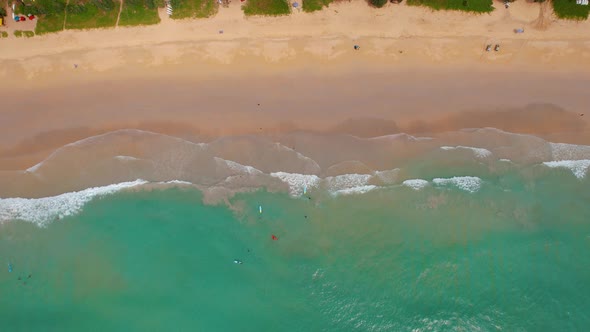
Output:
top-left (293, 2), bottom-right (299, 7)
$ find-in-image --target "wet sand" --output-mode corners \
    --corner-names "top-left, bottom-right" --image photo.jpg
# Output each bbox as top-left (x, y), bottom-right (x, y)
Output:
top-left (1, 64), bottom-right (589, 172)
top-left (1, 2), bottom-right (589, 172)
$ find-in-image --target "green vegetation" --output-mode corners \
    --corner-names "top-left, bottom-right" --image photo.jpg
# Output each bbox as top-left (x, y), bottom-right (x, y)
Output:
top-left (302, 0), bottom-right (333, 12)
top-left (0, 0), bottom-right (7, 18)
top-left (119, 0), bottom-right (161, 26)
top-left (406, 0), bottom-right (493, 13)
top-left (170, 0), bottom-right (217, 19)
top-left (552, 0), bottom-right (589, 20)
top-left (65, 0), bottom-right (119, 30)
top-left (13, 30), bottom-right (33, 37)
top-left (242, 0), bottom-right (290, 16)
top-left (14, 0), bottom-right (67, 35)
top-left (1, 31), bottom-right (9, 38)
top-left (369, 0), bottom-right (388, 7)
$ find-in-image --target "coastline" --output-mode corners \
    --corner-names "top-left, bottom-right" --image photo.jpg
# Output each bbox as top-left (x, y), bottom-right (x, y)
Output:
top-left (1, 1), bottom-right (589, 173)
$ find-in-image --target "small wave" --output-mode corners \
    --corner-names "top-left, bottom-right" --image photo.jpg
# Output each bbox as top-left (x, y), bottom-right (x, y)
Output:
top-left (325, 174), bottom-right (376, 196)
top-left (114, 155), bottom-right (140, 162)
top-left (499, 159), bottom-right (512, 163)
top-left (402, 179), bottom-right (429, 190)
top-left (0, 180), bottom-right (148, 227)
top-left (440, 146), bottom-right (492, 159)
top-left (24, 129), bottom-right (207, 174)
top-left (325, 174), bottom-right (372, 190)
top-left (372, 169), bottom-right (400, 185)
top-left (270, 172), bottom-right (381, 196)
top-left (26, 163), bottom-right (42, 173)
top-left (550, 143), bottom-right (590, 161)
top-left (333, 185), bottom-right (377, 196)
top-left (270, 172), bottom-right (321, 196)
top-left (369, 133), bottom-right (433, 142)
top-left (543, 160), bottom-right (590, 179)
top-left (215, 157), bottom-right (262, 175)
top-left (163, 180), bottom-right (194, 186)
top-left (432, 176), bottom-right (482, 193)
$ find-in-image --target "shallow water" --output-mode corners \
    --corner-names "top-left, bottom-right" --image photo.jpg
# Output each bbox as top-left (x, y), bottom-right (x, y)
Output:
top-left (1, 129), bottom-right (590, 331)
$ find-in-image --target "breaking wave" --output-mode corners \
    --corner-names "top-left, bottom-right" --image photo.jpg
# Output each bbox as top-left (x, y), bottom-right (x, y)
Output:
top-left (2, 128), bottom-right (590, 226)
top-left (543, 160), bottom-right (590, 179)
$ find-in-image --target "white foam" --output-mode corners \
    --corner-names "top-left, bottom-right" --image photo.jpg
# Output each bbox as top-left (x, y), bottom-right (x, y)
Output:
top-left (214, 157), bottom-right (262, 175)
top-left (543, 160), bottom-right (590, 179)
top-left (324, 174), bottom-right (372, 191)
top-left (333, 185), bottom-right (377, 196)
top-left (114, 155), bottom-right (140, 161)
top-left (164, 180), bottom-right (194, 185)
top-left (0, 180), bottom-right (148, 227)
top-left (270, 172), bottom-right (321, 196)
top-left (369, 133), bottom-right (433, 142)
top-left (402, 179), bottom-right (429, 190)
top-left (26, 162), bottom-right (42, 173)
top-left (550, 143), bottom-right (590, 161)
top-left (499, 159), bottom-right (512, 163)
top-left (440, 146), bottom-right (492, 159)
top-left (25, 129), bottom-right (207, 173)
top-left (432, 176), bottom-right (482, 193)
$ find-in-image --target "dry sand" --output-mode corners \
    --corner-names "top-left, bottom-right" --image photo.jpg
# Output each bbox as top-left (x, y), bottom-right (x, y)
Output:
top-left (1, 1), bottom-right (589, 171)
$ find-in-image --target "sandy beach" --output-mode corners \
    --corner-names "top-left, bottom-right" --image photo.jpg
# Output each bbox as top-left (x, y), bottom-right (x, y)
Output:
top-left (1, 0), bottom-right (589, 171)
top-left (3, 3), bottom-right (590, 329)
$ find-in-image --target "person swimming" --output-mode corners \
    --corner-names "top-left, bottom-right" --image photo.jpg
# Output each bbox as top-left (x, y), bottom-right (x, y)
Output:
top-left (233, 259), bottom-right (243, 264)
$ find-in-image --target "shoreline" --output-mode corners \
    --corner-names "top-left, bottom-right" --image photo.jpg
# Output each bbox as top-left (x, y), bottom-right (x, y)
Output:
top-left (1, 1), bottom-right (589, 171)
top-left (1, 64), bottom-right (589, 171)
top-left (0, 127), bottom-right (589, 205)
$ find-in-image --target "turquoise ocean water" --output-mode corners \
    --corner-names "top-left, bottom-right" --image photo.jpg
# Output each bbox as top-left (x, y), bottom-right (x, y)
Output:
top-left (1, 129), bottom-right (590, 331)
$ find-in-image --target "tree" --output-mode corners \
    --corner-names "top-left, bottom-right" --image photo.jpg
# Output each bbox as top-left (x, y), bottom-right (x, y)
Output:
top-left (0, 7), bottom-right (7, 18)
top-left (92, 0), bottom-right (116, 11)
top-left (369, 0), bottom-right (388, 7)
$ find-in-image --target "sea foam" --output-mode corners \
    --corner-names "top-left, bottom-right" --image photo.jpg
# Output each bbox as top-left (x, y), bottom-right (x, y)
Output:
top-left (440, 146), bottom-right (492, 159)
top-left (432, 176), bottom-right (482, 193)
top-left (333, 185), bottom-right (377, 196)
top-left (402, 179), bottom-right (429, 190)
top-left (0, 180), bottom-right (148, 227)
top-left (215, 157), bottom-right (262, 175)
top-left (114, 155), bottom-right (141, 162)
top-left (325, 174), bottom-right (372, 190)
top-left (550, 143), bottom-right (590, 161)
top-left (270, 172), bottom-right (321, 196)
top-left (543, 160), bottom-right (590, 179)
